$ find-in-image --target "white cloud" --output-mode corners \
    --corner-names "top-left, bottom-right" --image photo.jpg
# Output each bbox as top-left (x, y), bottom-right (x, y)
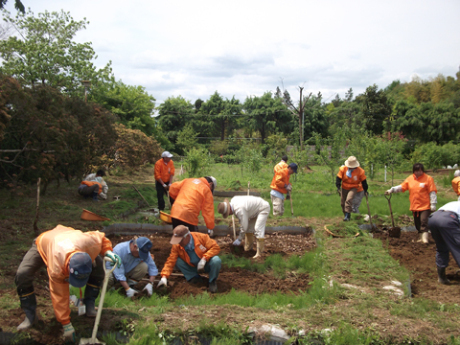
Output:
top-left (3, 0), bottom-right (460, 103)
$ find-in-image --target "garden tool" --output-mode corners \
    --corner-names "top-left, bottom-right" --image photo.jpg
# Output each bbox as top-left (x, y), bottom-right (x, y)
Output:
top-left (79, 257), bottom-right (116, 345)
top-left (247, 181), bottom-right (250, 196)
top-left (166, 189), bottom-right (171, 209)
top-left (365, 193), bottom-right (375, 231)
top-left (288, 191), bottom-right (294, 216)
top-left (231, 214), bottom-right (237, 240)
top-left (385, 193), bottom-right (401, 238)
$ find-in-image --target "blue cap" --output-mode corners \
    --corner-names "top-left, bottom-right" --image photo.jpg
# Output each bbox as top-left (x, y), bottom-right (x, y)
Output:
top-left (135, 237), bottom-right (152, 262)
top-left (289, 163), bottom-right (298, 174)
top-left (68, 252), bottom-right (92, 288)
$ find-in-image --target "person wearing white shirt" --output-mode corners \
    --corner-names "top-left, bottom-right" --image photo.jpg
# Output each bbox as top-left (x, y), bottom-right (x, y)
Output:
top-left (428, 201), bottom-right (460, 285)
top-left (218, 196), bottom-right (270, 258)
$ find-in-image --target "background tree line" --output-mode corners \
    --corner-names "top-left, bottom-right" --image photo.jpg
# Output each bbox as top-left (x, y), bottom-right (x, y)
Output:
top-left (1, 9), bottom-right (460, 188)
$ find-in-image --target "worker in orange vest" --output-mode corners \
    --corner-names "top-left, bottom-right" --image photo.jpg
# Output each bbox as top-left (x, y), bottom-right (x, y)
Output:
top-left (78, 169), bottom-right (106, 201)
top-left (169, 176), bottom-right (216, 235)
top-left (386, 163), bottom-right (437, 244)
top-left (154, 151), bottom-right (175, 211)
top-left (270, 163), bottom-right (297, 216)
top-left (451, 170), bottom-right (460, 201)
top-left (15, 225), bottom-right (120, 343)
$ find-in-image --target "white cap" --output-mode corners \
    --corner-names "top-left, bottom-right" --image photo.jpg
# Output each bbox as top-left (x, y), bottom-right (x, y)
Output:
top-left (209, 176), bottom-right (216, 188)
top-left (455, 170), bottom-right (460, 177)
top-left (161, 151), bottom-right (173, 158)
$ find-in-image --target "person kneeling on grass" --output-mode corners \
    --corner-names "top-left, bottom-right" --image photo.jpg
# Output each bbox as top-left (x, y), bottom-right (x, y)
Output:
top-left (106, 237), bottom-right (158, 297)
top-left (157, 225), bottom-right (221, 293)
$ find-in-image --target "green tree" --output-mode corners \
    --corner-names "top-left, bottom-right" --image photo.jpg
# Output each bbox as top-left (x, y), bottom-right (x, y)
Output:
top-left (302, 92), bottom-right (328, 140)
top-left (157, 95), bottom-right (194, 147)
top-left (0, 9), bottom-right (111, 94)
top-left (176, 123), bottom-right (198, 154)
top-left (357, 84), bottom-right (391, 134)
top-left (0, 0), bottom-right (24, 13)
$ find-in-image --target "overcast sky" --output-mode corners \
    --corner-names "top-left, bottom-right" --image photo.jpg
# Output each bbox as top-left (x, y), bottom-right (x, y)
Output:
top-left (3, 0), bottom-right (460, 106)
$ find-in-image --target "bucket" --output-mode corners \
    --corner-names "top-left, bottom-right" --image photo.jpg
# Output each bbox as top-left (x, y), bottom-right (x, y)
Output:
top-left (81, 209), bottom-right (110, 221)
top-left (159, 211), bottom-right (172, 224)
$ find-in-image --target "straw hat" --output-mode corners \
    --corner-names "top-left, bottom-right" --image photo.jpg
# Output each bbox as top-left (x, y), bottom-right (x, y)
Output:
top-left (344, 156), bottom-right (360, 168)
top-left (217, 198), bottom-right (231, 218)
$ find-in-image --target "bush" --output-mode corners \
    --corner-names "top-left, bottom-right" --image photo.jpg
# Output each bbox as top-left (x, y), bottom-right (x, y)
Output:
top-left (183, 147), bottom-right (213, 176)
top-left (411, 142), bottom-right (460, 170)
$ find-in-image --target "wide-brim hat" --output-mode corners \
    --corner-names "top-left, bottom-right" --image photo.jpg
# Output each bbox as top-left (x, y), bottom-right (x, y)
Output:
top-left (135, 237), bottom-right (152, 262)
top-left (170, 225), bottom-right (190, 245)
top-left (345, 156), bottom-right (360, 168)
top-left (217, 198), bottom-right (230, 218)
top-left (68, 252), bottom-right (92, 288)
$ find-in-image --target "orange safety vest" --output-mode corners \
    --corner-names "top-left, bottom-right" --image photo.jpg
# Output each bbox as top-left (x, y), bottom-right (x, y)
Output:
top-left (36, 225), bottom-right (112, 325)
top-left (337, 166), bottom-right (366, 190)
top-left (80, 180), bottom-right (103, 194)
top-left (270, 167), bottom-right (290, 194)
top-left (161, 232), bottom-right (220, 278)
top-left (400, 173), bottom-right (437, 211)
top-left (452, 177), bottom-right (460, 196)
top-left (169, 178), bottom-right (215, 229)
top-left (274, 161), bottom-right (288, 174)
top-left (154, 158), bottom-right (175, 183)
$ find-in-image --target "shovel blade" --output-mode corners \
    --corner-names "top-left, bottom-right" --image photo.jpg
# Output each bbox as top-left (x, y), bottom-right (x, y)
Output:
top-left (79, 337), bottom-right (105, 345)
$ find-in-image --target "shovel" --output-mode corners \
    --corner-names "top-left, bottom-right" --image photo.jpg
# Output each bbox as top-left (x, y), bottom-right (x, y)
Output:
top-left (79, 257), bottom-right (117, 345)
top-left (385, 193), bottom-right (401, 238)
top-left (365, 193), bottom-right (374, 230)
top-left (288, 191), bottom-right (294, 216)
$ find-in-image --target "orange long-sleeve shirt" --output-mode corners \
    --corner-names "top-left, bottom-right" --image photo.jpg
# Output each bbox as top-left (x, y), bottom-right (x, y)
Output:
top-left (452, 177), bottom-right (460, 196)
top-left (169, 178), bottom-right (215, 229)
top-left (154, 158), bottom-right (175, 183)
top-left (337, 166), bottom-right (366, 190)
top-left (270, 168), bottom-right (290, 194)
top-left (161, 232), bottom-right (220, 278)
top-left (400, 173), bottom-right (437, 211)
top-left (36, 225), bottom-right (112, 325)
top-left (274, 161), bottom-right (288, 174)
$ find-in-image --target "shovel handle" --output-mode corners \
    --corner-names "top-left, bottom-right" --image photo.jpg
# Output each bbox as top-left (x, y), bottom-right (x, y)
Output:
top-left (385, 194), bottom-right (396, 228)
top-left (365, 193), bottom-right (374, 229)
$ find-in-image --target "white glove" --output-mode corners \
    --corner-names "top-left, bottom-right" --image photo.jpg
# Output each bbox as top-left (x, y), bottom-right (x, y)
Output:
top-left (157, 277), bottom-right (167, 288)
top-left (142, 283), bottom-right (153, 296)
top-left (63, 323), bottom-right (76, 343)
top-left (385, 189), bottom-right (392, 195)
top-left (125, 288), bottom-right (138, 298)
top-left (197, 257), bottom-right (206, 272)
top-left (431, 204), bottom-right (436, 212)
top-left (208, 229), bottom-right (214, 237)
top-left (286, 184), bottom-right (292, 192)
top-left (233, 238), bottom-right (242, 246)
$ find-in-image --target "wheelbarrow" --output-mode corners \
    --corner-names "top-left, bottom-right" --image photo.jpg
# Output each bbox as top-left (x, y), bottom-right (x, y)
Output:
top-left (79, 257), bottom-right (117, 345)
top-left (385, 193), bottom-right (401, 238)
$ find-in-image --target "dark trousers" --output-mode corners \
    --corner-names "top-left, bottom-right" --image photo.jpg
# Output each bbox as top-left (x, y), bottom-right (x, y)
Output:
top-left (172, 217), bottom-right (199, 232)
top-left (428, 210), bottom-right (460, 269)
top-left (413, 209), bottom-right (431, 233)
top-left (78, 184), bottom-right (99, 197)
top-left (15, 241), bottom-right (105, 297)
top-left (155, 181), bottom-right (172, 211)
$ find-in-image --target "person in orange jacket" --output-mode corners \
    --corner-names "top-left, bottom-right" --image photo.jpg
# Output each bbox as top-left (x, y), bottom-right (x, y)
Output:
top-left (169, 176), bottom-right (216, 234)
top-left (78, 169), bottom-right (105, 202)
top-left (385, 163), bottom-right (438, 244)
top-left (451, 170), bottom-right (460, 201)
top-left (273, 155), bottom-right (288, 174)
top-left (157, 225), bottom-right (221, 293)
top-left (154, 151), bottom-right (175, 211)
top-left (336, 156), bottom-right (368, 221)
top-left (15, 225), bottom-right (121, 343)
top-left (270, 163), bottom-right (298, 216)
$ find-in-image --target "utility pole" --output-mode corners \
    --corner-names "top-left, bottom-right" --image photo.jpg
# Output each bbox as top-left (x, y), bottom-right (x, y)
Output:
top-left (81, 80), bottom-right (91, 103)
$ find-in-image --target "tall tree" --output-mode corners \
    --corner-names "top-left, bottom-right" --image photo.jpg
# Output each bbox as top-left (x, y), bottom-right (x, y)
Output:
top-left (0, 0), bottom-right (24, 13)
top-left (157, 96), bottom-right (194, 148)
top-left (0, 9), bottom-right (111, 94)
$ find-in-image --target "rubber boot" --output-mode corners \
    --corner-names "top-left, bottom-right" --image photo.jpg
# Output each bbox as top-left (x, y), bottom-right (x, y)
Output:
top-left (83, 285), bottom-right (100, 318)
top-left (417, 232), bottom-right (429, 244)
top-left (17, 293), bottom-right (37, 330)
top-left (437, 266), bottom-right (450, 284)
top-left (253, 238), bottom-right (265, 259)
top-left (244, 233), bottom-right (255, 251)
top-left (209, 280), bottom-right (218, 293)
top-left (343, 213), bottom-right (351, 221)
top-left (92, 192), bottom-right (99, 202)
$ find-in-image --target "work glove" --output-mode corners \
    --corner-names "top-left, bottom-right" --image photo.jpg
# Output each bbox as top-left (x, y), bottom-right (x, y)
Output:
top-left (104, 250), bottom-right (121, 268)
top-left (286, 184), bottom-right (292, 192)
top-left (385, 189), bottom-right (392, 195)
top-left (233, 238), bottom-right (242, 246)
top-left (157, 277), bottom-right (167, 288)
top-left (125, 288), bottom-right (138, 298)
top-left (207, 229), bottom-right (214, 237)
top-left (162, 183), bottom-right (168, 190)
top-left (142, 283), bottom-right (153, 296)
top-left (197, 257), bottom-right (206, 273)
top-left (63, 323), bottom-right (76, 343)
top-left (430, 204), bottom-right (436, 212)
